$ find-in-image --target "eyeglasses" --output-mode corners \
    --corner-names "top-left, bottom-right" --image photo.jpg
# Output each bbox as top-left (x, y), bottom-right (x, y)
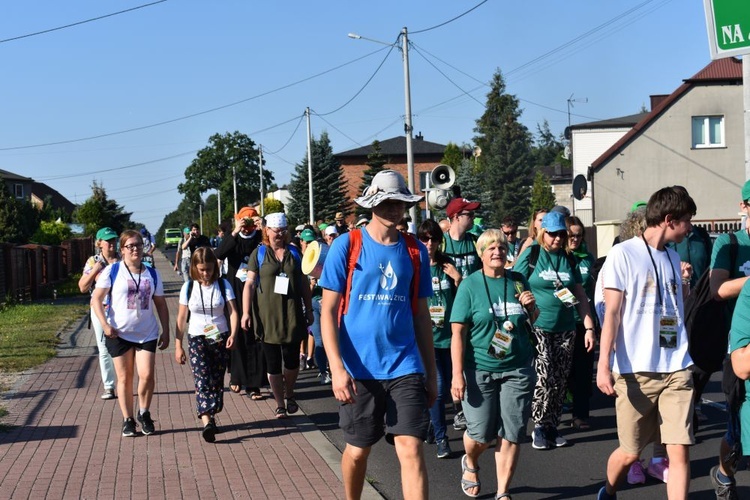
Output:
top-left (419, 235), bottom-right (441, 243)
top-left (568, 233), bottom-right (583, 239)
top-left (268, 227), bottom-right (287, 235)
top-left (546, 231), bottom-right (567, 238)
top-left (122, 243), bottom-right (143, 251)
top-left (502, 231), bottom-right (515, 236)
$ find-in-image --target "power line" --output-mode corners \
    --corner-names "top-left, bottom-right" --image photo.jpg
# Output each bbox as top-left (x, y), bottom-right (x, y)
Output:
top-left (0, 46), bottom-right (388, 151)
top-left (314, 37), bottom-right (398, 116)
top-left (0, 1), bottom-right (168, 45)
top-left (311, 112), bottom-right (364, 147)
top-left (410, 44), bottom-right (484, 107)
top-left (264, 113), bottom-right (305, 155)
top-left (410, 0), bottom-right (489, 35)
top-left (37, 151), bottom-right (195, 181)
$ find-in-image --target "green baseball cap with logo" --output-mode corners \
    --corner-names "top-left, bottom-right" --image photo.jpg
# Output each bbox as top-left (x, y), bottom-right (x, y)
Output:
top-left (630, 201), bottom-right (647, 212)
top-left (300, 229), bottom-right (316, 242)
top-left (742, 180), bottom-right (750, 202)
top-left (96, 227), bottom-right (118, 241)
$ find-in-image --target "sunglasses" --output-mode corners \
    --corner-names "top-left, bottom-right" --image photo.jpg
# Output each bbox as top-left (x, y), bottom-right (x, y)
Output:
top-left (568, 233), bottom-right (583, 239)
top-left (546, 230), bottom-right (567, 238)
top-left (419, 235), bottom-right (441, 243)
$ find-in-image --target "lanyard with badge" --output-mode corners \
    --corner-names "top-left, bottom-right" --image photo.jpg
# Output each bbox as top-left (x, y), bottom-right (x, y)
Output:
top-left (273, 250), bottom-right (291, 295)
top-left (124, 263), bottom-right (143, 318)
top-left (430, 265), bottom-right (448, 327)
top-left (448, 236), bottom-right (475, 278)
top-left (550, 252), bottom-right (579, 308)
top-left (199, 283), bottom-right (222, 344)
top-left (642, 236), bottom-right (679, 349)
top-left (482, 273), bottom-right (515, 359)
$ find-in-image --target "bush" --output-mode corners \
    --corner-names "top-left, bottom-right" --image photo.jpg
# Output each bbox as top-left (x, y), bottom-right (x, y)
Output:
top-left (30, 220), bottom-right (73, 246)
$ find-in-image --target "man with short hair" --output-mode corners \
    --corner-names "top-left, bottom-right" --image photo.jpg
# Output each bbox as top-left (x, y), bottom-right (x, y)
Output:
top-left (596, 186), bottom-right (696, 500)
top-left (324, 225), bottom-right (338, 245)
top-left (444, 198), bottom-right (481, 280)
top-left (709, 180), bottom-right (750, 500)
top-left (501, 216), bottom-right (522, 266)
top-left (320, 170), bottom-right (437, 500)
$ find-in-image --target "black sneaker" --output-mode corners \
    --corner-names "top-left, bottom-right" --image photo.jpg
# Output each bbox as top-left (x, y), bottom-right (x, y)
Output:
top-left (137, 411), bottom-right (155, 435)
top-left (453, 411), bottom-right (467, 431)
top-left (122, 417), bottom-right (137, 437)
top-left (202, 421), bottom-right (217, 443)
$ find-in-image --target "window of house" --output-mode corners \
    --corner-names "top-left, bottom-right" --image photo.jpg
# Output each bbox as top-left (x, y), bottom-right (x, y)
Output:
top-left (13, 183), bottom-right (23, 198)
top-left (692, 115), bottom-right (724, 148)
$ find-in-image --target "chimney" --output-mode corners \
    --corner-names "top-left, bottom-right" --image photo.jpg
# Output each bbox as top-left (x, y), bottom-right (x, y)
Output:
top-left (415, 132), bottom-right (423, 141)
top-left (649, 94), bottom-right (669, 111)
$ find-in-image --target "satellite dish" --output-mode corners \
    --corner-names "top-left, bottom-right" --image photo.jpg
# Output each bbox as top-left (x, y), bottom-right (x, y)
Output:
top-left (572, 174), bottom-right (587, 201)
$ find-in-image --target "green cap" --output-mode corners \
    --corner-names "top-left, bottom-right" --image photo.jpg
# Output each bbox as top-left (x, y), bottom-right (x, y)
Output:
top-left (96, 227), bottom-right (117, 241)
top-left (742, 180), bottom-right (750, 202)
top-left (183, 227), bottom-right (190, 234)
top-left (300, 229), bottom-right (316, 242)
top-left (630, 201), bottom-right (647, 212)
top-left (318, 223), bottom-right (329, 231)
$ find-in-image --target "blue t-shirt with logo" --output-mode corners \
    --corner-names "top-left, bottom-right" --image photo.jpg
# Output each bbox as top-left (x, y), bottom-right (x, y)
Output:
top-left (319, 228), bottom-right (433, 380)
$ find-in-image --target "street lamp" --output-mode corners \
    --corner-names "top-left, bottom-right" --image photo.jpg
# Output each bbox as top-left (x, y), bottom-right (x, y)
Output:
top-left (349, 28), bottom-right (417, 224)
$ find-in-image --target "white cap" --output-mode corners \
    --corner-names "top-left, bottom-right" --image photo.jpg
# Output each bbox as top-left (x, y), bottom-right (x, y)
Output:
top-left (265, 212), bottom-right (287, 229)
top-left (324, 226), bottom-right (338, 236)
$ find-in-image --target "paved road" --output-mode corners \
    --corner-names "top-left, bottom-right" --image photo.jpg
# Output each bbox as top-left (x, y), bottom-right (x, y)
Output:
top-left (168, 249), bottom-right (748, 498)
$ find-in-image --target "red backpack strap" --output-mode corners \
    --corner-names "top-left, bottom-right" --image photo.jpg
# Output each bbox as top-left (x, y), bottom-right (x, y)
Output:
top-left (338, 228), bottom-right (363, 319)
top-left (402, 233), bottom-right (421, 316)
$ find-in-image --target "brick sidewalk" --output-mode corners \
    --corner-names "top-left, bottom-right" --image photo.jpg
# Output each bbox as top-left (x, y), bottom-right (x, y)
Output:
top-left (0, 252), bottom-right (381, 499)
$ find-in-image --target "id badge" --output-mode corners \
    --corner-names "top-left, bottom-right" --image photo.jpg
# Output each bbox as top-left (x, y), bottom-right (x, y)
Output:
top-left (429, 305), bottom-right (446, 327)
top-left (235, 263), bottom-right (248, 283)
top-left (659, 315), bottom-right (678, 349)
top-left (432, 276), bottom-right (440, 292)
top-left (554, 287), bottom-right (579, 308)
top-left (274, 275), bottom-right (290, 295)
top-left (203, 323), bottom-right (222, 343)
top-left (488, 323), bottom-right (514, 359)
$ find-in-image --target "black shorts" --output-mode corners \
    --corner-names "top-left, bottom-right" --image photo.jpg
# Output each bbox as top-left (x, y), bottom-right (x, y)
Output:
top-left (105, 336), bottom-right (158, 358)
top-left (339, 374), bottom-right (429, 448)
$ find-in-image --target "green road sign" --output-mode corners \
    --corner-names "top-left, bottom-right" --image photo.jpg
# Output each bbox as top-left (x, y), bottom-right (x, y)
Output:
top-left (704, 0), bottom-right (750, 59)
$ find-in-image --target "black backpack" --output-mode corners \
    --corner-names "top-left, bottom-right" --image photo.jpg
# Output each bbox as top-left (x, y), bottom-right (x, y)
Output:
top-left (684, 233), bottom-right (737, 373)
top-left (525, 244), bottom-right (578, 278)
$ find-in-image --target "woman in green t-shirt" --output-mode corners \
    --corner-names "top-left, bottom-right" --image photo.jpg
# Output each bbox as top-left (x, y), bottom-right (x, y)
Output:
top-left (450, 229), bottom-right (538, 499)
top-left (514, 211), bottom-right (596, 451)
top-left (418, 219), bottom-right (462, 459)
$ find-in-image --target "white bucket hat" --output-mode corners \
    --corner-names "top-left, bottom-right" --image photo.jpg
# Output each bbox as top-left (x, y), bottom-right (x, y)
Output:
top-left (354, 170), bottom-right (423, 209)
top-left (265, 212), bottom-right (287, 229)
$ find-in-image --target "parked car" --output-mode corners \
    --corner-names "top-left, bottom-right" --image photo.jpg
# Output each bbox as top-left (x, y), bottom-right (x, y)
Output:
top-left (164, 228), bottom-right (182, 249)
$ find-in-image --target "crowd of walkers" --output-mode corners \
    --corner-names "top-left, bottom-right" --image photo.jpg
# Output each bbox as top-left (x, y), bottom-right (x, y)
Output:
top-left (79, 172), bottom-right (750, 500)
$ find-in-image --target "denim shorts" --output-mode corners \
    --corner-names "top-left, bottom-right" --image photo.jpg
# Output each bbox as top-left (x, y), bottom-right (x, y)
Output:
top-left (339, 373), bottom-right (429, 448)
top-left (462, 364), bottom-right (536, 444)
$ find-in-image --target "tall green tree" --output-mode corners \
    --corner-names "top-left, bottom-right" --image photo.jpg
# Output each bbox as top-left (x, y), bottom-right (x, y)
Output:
top-left (532, 120), bottom-right (564, 167)
top-left (355, 140), bottom-right (388, 219)
top-left (440, 142), bottom-right (464, 172)
top-left (74, 181), bottom-right (132, 237)
top-left (0, 184), bottom-right (39, 244)
top-left (451, 157), bottom-right (492, 217)
top-left (473, 69), bottom-right (535, 226)
top-left (179, 131), bottom-right (274, 217)
top-left (287, 131), bottom-right (349, 225)
top-left (530, 172), bottom-right (556, 213)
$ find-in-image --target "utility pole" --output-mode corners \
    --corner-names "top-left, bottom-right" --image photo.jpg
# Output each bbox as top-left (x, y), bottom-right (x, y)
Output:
top-left (258, 146), bottom-right (265, 216)
top-left (217, 189), bottom-right (221, 226)
top-left (306, 107), bottom-right (314, 225)
top-left (401, 27), bottom-right (417, 225)
top-left (232, 165), bottom-right (238, 215)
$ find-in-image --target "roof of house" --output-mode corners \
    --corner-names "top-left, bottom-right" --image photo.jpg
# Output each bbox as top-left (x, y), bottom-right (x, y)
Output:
top-left (538, 163), bottom-right (572, 183)
top-left (0, 168), bottom-right (34, 182)
top-left (31, 182), bottom-right (76, 213)
top-left (335, 135), bottom-right (446, 158)
top-left (590, 57), bottom-right (743, 173)
top-left (568, 112), bottom-right (649, 131)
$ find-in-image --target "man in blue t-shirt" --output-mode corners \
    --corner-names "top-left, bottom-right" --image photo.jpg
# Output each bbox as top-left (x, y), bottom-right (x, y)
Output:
top-left (320, 170), bottom-right (437, 500)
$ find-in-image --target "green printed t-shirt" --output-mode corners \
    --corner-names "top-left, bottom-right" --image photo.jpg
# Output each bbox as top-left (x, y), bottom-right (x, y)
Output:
top-left (711, 230), bottom-right (750, 314)
top-left (729, 279), bottom-right (750, 453)
top-left (443, 233), bottom-right (480, 280)
top-left (429, 262), bottom-right (456, 348)
top-left (450, 270), bottom-right (534, 372)
top-left (572, 250), bottom-right (595, 324)
top-left (514, 247), bottom-right (582, 332)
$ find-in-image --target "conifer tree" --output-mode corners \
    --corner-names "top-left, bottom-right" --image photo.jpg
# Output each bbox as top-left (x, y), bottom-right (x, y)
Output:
top-left (530, 171), bottom-right (556, 213)
top-left (473, 70), bottom-right (534, 226)
top-left (355, 140), bottom-right (387, 219)
top-left (287, 132), bottom-right (349, 225)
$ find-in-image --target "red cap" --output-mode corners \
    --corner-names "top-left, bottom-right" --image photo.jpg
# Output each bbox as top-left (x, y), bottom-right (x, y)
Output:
top-left (446, 198), bottom-right (481, 218)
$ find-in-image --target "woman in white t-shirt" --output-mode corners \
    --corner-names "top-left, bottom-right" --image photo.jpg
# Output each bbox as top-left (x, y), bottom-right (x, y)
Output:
top-left (91, 229), bottom-right (170, 438)
top-left (175, 247), bottom-right (238, 443)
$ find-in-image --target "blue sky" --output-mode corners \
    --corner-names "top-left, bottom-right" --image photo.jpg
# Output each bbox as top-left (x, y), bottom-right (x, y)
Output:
top-left (0, 0), bottom-right (713, 232)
